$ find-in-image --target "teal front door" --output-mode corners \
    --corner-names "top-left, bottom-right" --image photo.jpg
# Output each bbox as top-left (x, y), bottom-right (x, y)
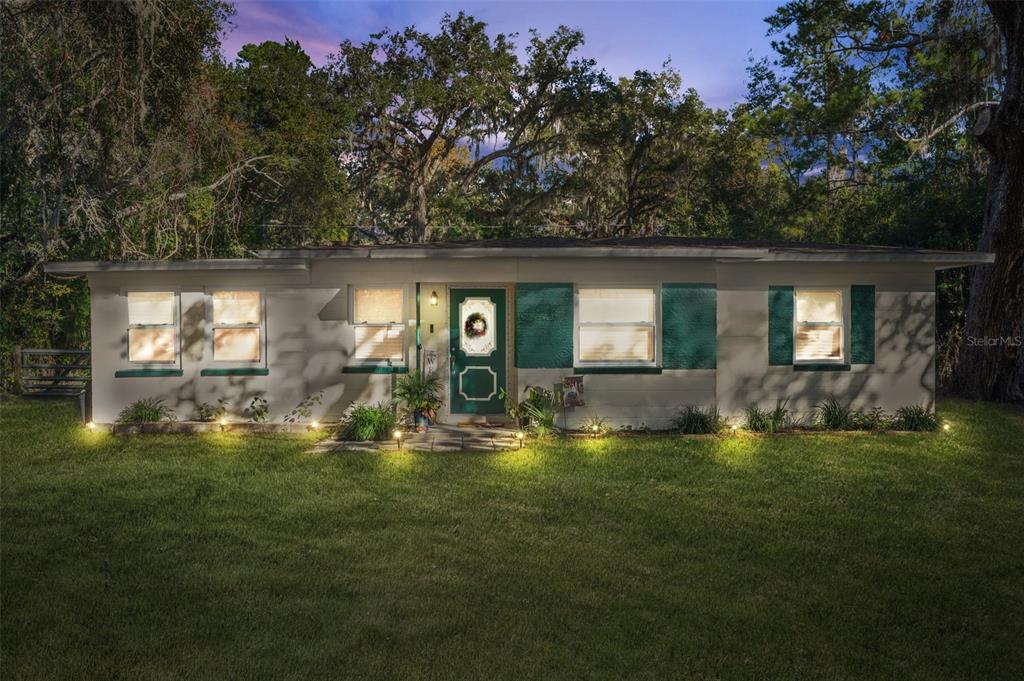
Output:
top-left (450, 288), bottom-right (506, 414)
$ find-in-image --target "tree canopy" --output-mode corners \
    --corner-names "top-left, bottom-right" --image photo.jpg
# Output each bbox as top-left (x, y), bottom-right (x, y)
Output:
top-left (1, 0), bottom-right (1019, 399)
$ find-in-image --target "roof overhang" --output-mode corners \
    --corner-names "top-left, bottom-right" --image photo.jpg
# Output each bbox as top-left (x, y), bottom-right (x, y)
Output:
top-left (44, 258), bottom-right (309, 274)
top-left (257, 246), bottom-right (995, 267)
top-left (44, 247), bottom-right (995, 274)
top-left (258, 246), bottom-right (768, 260)
top-left (756, 251), bottom-right (996, 268)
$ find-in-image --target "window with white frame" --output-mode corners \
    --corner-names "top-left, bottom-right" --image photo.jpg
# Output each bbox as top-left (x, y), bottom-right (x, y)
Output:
top-left (577, 287), bottom-right (656, 364)
top-left (352, 287), bottom-right (405, 363)
top-left (794, 288), bottom-right (845, 362)
top-left (212, 291), bottom-right (263, 362)
top-left (128, 291), bottom-right (178, 363)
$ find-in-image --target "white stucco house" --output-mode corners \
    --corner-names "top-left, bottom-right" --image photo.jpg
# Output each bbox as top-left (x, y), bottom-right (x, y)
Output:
top-left (45, 237), bottom-right (993, 428)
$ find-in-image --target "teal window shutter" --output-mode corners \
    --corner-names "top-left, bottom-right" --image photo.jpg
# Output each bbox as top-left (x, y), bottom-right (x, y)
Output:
top-left (768, 286), bottom-right (794, 365)
top-left (515, 283), bottom-right (573, 368)
top-left (663, 284), bottom-right (716, 369)
top-left (850, 285), bottom-right (876, 364)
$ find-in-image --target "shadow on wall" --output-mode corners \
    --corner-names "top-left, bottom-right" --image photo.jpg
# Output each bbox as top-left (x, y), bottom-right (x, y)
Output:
top-left (182, 299), bottom-right (205, 361)
top-left (318, 289), bottom-right (346, 322)
top-left (877, 293), bottom-right (935, 407)
top-left (111, 292), bottom-right (388, 421)
top-left (730, 294), bottom-right (935, 417)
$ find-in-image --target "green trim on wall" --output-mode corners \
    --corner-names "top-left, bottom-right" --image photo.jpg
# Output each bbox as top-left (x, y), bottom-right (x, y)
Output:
top-left (342, 366), bottom-right (409, 374)
top-left (794, 364), bottom-right (851, 372)
top-left (114, 369), bottom-right (183, 378)
top-left (515, 283), bottom-right (573, 368)
top-left (200, 368), bottom-right (269, 376)
top-left (850, 284), bottom-right (876, 364)
top-left (662, 283), bottom-right (717, 369)
top-left (768, 285), bottom-right (795, 365)
top-left (573, 366), bottom-right (663, 375)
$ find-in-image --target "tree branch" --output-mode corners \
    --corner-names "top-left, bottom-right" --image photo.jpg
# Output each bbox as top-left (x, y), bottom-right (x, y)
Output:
top-left (905, 100), bottom-right (1001, 159)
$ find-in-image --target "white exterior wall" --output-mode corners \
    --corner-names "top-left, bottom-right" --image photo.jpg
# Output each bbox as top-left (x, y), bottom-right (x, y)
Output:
top-left (86, 257), bottom-right (937, 427)
top-left (716, 262), bottom-right (935, 420)
top-left (88, 269), bottom-right (395, 423)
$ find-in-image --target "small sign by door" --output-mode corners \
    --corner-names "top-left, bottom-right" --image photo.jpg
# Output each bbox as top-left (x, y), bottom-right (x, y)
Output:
top-left (563, 376), bottom-right (584, 407)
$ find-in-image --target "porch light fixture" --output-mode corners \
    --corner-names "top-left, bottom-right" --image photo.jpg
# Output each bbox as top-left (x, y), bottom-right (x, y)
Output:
top-left (394, 429), bottom-right (403, 449)
top-left (429, 290), bottom-right (438, 306)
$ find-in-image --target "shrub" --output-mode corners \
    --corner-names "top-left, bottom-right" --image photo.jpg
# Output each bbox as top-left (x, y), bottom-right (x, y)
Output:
top-left (499, 387), bottom-right (526, 428)
top-left (284, 391), bottom-right (323, 424)
top-left (580, 416), bottom-right (610, 436)
top-left (855, 407), bottom-right (892, 431)
top-left (769, 399), bottom-right (796, 430)
top-left (195, 398), bottom-right (228, 422)
top-left (338, 402), bottom-right (397, 441)
top-left (894, 405), bottom-right (939, 431)
top-left (117, 398), bottom-right (176, 424)
top-left (392, 370), bottom-right (444, 419)
top-left (244, 396), bottom-right (269, 423)
top-left (519, 386), bottom-right (558, 437)
top-left (745, 406), bottom-right (774, 433)
top-left (815, 397), bottom-right (856, 430)
top-left (673, 405), bottom-right (725, 434)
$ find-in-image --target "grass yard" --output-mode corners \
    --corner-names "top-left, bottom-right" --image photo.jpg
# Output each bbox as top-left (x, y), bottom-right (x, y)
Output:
top-left (2, 398), bottom-right (1023, 680)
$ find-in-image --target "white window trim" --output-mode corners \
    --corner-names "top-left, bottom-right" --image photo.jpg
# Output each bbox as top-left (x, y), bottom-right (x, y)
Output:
top-left (207, 289), bottom-right (267, 366)
top-left (349, 285), bottom-right (408, 366)
top-left (793, 286), bottom-right (848, 365)
top-left (573, 284), bottom-right (660, 367)
top-left (126, 290), bottom-right (181, 366)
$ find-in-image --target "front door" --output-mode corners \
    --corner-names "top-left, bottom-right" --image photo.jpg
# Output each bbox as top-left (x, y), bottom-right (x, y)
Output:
top-left (450, 288), bottom-right (506, 414)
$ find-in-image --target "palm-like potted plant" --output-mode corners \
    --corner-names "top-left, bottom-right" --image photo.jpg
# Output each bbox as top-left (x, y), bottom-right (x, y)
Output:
top-left (393, 369), bottom-right (444, 431)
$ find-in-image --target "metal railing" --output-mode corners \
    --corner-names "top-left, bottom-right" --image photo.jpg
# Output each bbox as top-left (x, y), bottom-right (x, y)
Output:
top-left (15, 348), bottom-right (91, 397)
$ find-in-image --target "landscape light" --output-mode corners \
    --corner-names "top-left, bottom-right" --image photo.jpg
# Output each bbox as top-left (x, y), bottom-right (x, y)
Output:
top-left (219, 417), bottom-right (228, 429)
top-left (943, 423), bottom-right (950, 432)
top-left (311, 420), bottom-right (320, 430)
top-left (515, 431), bottom-right (525, 448)
top-left (731, 424), bottom-right (738, 436)
top-left (86, 421), bottom-right (95, 431)
top-left (394, 429), bottom-right (403, 449)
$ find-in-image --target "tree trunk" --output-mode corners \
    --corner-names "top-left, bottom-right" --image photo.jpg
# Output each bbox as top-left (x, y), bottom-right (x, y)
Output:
top-left (411, 181), bottom-right (430, 242)
top-left (956, 1), bottom-right (1024, 401)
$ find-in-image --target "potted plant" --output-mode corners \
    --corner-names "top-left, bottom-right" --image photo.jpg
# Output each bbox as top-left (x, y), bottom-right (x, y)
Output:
top-left (393, 369), bottom-right (444, 431)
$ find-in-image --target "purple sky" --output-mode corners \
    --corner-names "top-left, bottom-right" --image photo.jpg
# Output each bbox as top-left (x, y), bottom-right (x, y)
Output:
top-left (220, 1), bottom-right (782, 109)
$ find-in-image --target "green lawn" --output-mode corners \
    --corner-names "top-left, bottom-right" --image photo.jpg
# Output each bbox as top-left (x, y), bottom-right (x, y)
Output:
top-left (1, 398), bottom-right (1022, 680)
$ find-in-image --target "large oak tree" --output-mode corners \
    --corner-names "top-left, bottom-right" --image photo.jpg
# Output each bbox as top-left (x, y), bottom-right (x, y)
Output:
top-left (328, 12), bottom-right (603, 241)
top-left (751, 0), bottom-right (1022, 401)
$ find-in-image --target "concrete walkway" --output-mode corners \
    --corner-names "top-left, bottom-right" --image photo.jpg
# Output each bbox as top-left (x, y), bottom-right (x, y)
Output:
top-left (312, 424), bottom-right (521, 453)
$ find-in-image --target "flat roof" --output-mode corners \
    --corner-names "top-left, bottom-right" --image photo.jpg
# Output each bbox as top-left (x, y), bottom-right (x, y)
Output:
top-left (44, 237), bottom-right (994, 273)
top-left (260, 237), bottom-right (994, 266)
top-left (44, 258), bottom-right (309, 274)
